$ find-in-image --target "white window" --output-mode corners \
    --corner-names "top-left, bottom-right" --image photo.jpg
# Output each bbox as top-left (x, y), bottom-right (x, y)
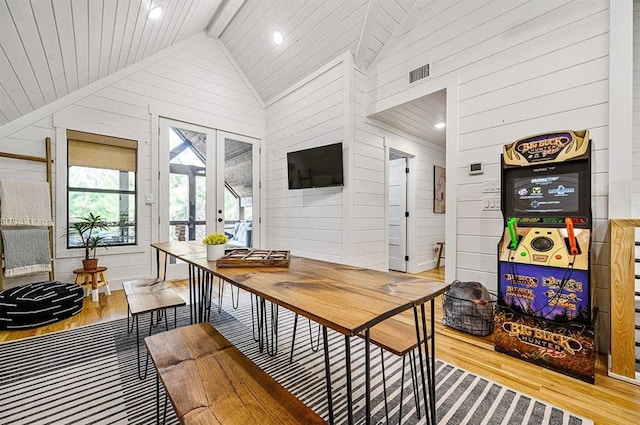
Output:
top-left (66, 130), bottom-right (137, 249)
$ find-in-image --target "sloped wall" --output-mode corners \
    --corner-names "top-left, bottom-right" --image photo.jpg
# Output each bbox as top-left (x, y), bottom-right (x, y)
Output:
top-left (0, 34), bottom-right (264, 288)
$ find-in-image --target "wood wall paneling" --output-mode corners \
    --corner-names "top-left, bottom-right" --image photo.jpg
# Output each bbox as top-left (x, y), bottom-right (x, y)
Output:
top-left (609, 219), bottom-right (639, 379)
top-left (367, 0), bottom-right (610, 348)
top-left (0, 35), bottom-right (263, 289)
top-left (264, 63), bottom-right (345, 261)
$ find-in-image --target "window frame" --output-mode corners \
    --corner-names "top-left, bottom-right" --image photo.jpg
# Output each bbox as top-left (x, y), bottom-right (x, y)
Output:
top-left (67, 167), bottom-right (137, 249)
top-left (55, 125), bottom-right (146, 259)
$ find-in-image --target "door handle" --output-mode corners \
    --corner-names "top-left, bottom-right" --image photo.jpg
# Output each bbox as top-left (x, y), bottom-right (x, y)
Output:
top-left (217, 218), bottom-right (223, 222)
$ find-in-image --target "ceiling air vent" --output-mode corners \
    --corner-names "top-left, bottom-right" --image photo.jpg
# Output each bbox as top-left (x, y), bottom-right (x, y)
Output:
top-left (408, 64), bottom-right (430, 84)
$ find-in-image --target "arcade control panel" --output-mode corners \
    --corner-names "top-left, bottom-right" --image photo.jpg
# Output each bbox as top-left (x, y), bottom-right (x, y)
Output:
top-left (498, 218), bottom-right (590, 270)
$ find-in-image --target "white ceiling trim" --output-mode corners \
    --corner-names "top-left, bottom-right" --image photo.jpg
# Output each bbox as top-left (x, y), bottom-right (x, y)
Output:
top-left (207, 0), bottom-right (245, 38)
top-left (264, 50), bottom-right (353, 107)
top-left (215, 38), bottom-right (264, 109)
top-left (367, 0), bottom-right (428, 73)
top-left (0, 32), bottom-right (208, 140)
top-left (355, 0), bottom-right (381, 70)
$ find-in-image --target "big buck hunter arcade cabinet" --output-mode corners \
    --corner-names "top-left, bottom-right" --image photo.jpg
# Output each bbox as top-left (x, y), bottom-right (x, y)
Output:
top-left (494, 130), bottom-right (597, 383)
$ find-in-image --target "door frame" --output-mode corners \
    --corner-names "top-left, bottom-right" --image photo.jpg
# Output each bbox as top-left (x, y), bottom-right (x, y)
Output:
top-left (385, 144), bottom-right (416, 272)
top-left (388, 153), bottom-right (408, 272)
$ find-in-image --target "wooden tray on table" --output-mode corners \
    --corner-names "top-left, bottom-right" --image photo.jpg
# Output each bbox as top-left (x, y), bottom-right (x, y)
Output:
top-left (216, 249), bottom-right (290, 268)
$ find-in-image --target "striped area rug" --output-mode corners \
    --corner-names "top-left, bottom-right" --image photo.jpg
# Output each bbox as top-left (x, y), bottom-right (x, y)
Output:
top-left (0, 291), bottom-right (594, 425)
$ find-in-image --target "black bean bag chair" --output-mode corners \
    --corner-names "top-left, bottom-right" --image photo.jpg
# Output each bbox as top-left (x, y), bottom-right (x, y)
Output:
top-left (0, 281), bottom-right (84, 330)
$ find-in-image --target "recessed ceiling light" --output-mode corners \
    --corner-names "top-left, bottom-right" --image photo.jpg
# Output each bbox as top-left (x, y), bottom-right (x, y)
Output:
top-left (272, 30), bottom-right (284, 46)
top-left (434, 122), bottom-right (446, 129)
top-left (148, 6), bottom-right (163, 20)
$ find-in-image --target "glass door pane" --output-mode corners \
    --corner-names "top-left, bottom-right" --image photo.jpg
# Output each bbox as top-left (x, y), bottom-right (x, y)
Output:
top-left (168, 126), bottom-right (206, 242)
top-left (220, 133), bottom-right (259, 248)
top-left (159, 118), bottom-right (216, 278)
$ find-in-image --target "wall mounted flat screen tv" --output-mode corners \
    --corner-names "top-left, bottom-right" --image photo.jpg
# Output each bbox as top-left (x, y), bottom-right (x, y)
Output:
top-left (287, 142), bottom-right (344, 189)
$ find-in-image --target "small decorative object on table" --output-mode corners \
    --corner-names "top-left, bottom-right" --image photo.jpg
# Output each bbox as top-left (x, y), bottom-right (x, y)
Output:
top-left (216, 249), bottom-right (290, 267)
top-left (202, 232), bottom-right (228, 261)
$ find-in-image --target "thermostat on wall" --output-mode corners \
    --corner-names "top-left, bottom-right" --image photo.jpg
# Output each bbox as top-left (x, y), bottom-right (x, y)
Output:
top-left (468, 162), bottom-right (484, 175)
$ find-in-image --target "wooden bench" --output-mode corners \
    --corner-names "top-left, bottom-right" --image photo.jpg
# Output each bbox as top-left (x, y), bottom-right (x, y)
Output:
top-left (123, 278), bottom-right (186, 379)
top-left (145, 322), bottom-right (325, 424)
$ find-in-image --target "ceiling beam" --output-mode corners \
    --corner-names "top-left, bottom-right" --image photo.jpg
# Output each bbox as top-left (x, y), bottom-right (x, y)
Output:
top-left (207, 0), bottom-right (246, 38)
top-left (354, 0), bottom-right (381, 70)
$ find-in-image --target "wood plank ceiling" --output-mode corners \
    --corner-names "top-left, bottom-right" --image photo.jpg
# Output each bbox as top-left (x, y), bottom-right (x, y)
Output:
top-left (0, 0), bottom-right (220, 126)
top-left (219, 0), bottom-right (415, 102)
top-left (0, 0), bottom-right (446, 146)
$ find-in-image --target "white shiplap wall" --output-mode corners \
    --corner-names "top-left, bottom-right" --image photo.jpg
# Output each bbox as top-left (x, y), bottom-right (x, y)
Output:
top-left (264, 58), bottom-right (347, 262)
top-left (367, 0), bottom-right (610, 349)
top-left (353, 69), bottom-right (445, 272)
top-left (0, 33), bottom-right (264, 289)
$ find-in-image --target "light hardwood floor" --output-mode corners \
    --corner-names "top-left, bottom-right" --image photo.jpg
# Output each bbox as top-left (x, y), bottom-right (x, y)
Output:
top-left (1, 268), bottom-right (638, 424)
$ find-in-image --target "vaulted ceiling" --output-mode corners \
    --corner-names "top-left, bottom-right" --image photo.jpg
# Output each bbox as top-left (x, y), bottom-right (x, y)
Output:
top-left (0, 0), bottom-right (445, 145)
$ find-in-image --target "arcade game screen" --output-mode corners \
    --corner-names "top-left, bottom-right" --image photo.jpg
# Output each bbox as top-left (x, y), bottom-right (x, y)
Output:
top-left (512, 172), bottom-right (579, 214)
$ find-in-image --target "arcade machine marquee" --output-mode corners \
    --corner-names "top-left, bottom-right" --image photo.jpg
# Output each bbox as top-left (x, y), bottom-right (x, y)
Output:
top-left (494, 129), bottom-right (596, 383)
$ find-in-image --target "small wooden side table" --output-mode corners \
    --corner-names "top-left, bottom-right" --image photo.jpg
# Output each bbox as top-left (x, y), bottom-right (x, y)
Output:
top-left (73, 266), bottom-right (110, 302)
top-left (436, 241), bottom-right (445, 268)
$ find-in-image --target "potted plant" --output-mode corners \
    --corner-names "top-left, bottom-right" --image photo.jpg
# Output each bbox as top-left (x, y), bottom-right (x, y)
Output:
top-left (202, 232), bottom-right (228, 261)
top-left (64, 212), bottom-right (110, 270)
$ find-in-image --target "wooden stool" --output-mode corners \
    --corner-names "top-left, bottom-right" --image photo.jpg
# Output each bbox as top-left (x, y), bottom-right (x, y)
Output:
top-left (123, 278), bottom-right (186, 379)
top-left (73, 266), bottom-right (110, 302)
top-left (436, 241), bottom-right (445, 268)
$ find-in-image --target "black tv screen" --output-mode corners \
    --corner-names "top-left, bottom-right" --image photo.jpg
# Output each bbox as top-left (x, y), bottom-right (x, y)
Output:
top-left (287, 143), bottom-right (344, 189)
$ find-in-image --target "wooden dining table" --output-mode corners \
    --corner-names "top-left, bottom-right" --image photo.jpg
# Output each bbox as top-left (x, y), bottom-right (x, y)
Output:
top-left (151, 241), bottom-right (449, 425)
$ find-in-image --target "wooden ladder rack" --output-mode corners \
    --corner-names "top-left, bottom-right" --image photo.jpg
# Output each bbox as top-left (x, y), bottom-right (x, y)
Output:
top-left (0, 137), bottom-right (54, 290)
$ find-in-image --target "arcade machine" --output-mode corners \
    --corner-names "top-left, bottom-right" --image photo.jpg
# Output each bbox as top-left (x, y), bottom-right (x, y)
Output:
top-left (494, 129), bottom-right (596, 383)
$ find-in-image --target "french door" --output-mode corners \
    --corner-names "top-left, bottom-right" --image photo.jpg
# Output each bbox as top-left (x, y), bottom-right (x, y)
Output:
top-left (158, 118), bottom-right (259, 279)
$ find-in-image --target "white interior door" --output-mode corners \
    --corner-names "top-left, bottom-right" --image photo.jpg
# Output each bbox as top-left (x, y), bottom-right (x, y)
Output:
top-left (388, 157), bottom-right (407, 272)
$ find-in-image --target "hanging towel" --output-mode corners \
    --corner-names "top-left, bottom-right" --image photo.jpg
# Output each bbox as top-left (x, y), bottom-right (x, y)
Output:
top-left (2, 229), bottom-right (52, 277)
top-left (0, 179), bottom-right (53, 226)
